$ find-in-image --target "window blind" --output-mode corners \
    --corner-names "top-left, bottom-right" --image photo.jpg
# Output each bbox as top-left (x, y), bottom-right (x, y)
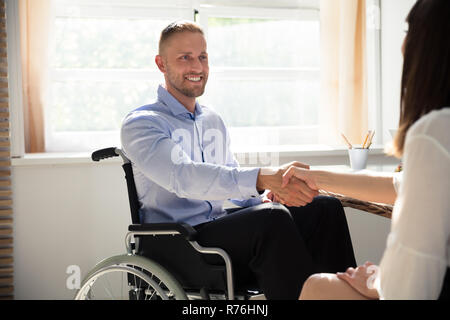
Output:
top-left (0, 0), bottom-right (13, 300)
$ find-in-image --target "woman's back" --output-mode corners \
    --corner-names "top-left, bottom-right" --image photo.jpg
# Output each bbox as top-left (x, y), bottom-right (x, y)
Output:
top-left (377, 107), bottom-right (450, 299)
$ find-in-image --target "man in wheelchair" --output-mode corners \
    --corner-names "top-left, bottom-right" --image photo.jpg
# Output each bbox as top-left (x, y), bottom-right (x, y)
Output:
top-left (120, 21), bottom-right (356, 300)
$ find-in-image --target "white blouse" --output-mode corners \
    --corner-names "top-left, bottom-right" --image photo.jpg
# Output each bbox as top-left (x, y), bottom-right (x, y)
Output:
top-left (376, 108), bottom-right (450, 300)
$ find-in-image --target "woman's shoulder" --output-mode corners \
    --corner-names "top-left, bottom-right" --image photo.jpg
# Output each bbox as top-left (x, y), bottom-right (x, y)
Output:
top-left (406, 108), bottom-right (450, 153)
top-left (409, 108), bottom-right (450, 133)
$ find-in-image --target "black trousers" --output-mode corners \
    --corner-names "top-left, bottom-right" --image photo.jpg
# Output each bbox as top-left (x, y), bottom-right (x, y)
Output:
top-left (194, 196), bottom-right (357, 300)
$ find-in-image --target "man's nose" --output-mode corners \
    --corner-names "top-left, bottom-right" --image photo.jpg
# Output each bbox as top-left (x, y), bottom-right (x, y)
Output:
top-left (189, 58), bottom-right (204, 73)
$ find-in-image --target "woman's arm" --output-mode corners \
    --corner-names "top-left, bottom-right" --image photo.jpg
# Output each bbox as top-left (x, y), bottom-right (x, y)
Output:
top-left (282, 168), bottom-right (397, 205)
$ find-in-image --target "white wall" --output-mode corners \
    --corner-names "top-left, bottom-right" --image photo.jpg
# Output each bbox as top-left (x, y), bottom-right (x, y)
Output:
top-left (10, 0), bottom-right (416, 299)
top-left (12, 161), bottom-right (130, 299)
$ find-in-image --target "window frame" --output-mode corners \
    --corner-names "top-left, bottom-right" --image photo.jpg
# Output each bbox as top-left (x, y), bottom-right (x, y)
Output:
top-left (6, 0), bottom-right (25, 158)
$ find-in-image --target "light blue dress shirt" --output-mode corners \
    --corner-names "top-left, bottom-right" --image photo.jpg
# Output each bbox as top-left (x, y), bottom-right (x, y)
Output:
top-left (121, 85), bottom-right (262, 226)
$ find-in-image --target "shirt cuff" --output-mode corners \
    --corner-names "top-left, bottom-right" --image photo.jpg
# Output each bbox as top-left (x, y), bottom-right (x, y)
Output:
top-left (236, 167), bottom-right (260, 199)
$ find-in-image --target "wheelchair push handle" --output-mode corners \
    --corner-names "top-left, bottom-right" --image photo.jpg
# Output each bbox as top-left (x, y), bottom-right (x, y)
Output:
top-left (92, 147), bottom-right (131, 164)
top-left (91, 147), bottom-right (119, 161)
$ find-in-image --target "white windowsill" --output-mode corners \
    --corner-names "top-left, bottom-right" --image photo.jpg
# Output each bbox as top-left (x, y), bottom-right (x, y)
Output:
top-left (232, 144), bottom-right (387, 157)
top-left (11, 145), bottom-right (390, 167)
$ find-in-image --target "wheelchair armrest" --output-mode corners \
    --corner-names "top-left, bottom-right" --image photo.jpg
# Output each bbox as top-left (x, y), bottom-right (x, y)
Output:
top-left (128, 223), bottom-right (197, 241)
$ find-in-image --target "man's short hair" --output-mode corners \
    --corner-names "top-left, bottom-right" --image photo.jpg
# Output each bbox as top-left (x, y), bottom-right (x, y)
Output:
top-left (159, 20), bottom-right (204, 55)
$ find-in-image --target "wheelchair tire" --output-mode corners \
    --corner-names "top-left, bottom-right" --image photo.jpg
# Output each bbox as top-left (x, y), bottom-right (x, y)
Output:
top-left (74, 254), bottom-right (187, 300)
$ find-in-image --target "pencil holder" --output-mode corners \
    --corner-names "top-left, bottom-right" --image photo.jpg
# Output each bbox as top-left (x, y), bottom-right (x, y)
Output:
top-left (348, 148), bottom-right (369, 171)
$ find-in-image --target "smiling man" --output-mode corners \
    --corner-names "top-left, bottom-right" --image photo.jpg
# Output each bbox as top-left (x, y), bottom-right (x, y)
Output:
top-left (156, 25), bottom-right (209, 112)
top-left (120, 21), bottom-right (356, 299)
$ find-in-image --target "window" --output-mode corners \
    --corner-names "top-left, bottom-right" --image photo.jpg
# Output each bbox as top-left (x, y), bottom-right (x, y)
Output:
top-left (197, 3), bottom-right (320, 150)
top-left (46, 0), bottom-right (320, 152)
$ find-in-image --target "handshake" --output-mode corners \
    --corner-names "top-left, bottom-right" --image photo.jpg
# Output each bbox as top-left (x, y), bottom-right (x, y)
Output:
top-left (256, 162), bottom-right (319, 207)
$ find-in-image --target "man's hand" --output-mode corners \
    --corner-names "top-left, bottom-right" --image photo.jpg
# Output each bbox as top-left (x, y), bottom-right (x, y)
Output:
top-left (257, 163), bottom-right (318, 207)
top-left (263, 190), bottom-right (281, 203)
top-left (280, 161), bottom-right (310, 171)
top-left (281, 166), bottom-right (319, 191)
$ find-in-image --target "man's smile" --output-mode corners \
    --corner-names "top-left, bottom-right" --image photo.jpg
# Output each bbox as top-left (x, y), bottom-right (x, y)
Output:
top-left (185, 75), bottom-right (203, 83)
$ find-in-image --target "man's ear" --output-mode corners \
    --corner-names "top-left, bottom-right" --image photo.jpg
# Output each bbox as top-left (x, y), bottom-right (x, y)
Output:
top-left (155, 55), bottom-right (166, 73)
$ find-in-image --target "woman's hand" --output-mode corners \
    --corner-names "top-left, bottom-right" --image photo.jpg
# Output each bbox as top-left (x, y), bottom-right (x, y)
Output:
top-left (336, 262), bottom-right (380, 300)
top-left (276, 163), bottom-right (318, 206)
top-left (258, 162), bottom-right (318, 207)
top-left (281, 166), bottom-right (319, 191)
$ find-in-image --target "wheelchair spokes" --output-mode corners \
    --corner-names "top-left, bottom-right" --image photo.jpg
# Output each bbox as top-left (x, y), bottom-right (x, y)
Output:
top-left (77, 264), bottom-right (176, 300)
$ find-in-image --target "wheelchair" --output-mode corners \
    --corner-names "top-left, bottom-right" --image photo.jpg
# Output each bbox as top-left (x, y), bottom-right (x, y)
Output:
top-left (74, 147), bottom-right (262, 300)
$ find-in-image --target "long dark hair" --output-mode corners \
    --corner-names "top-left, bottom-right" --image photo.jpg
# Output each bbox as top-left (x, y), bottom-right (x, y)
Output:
top-left (391, 0), bottom-right (450, 158)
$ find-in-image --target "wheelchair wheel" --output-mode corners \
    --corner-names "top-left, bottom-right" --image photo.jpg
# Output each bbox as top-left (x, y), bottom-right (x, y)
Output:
top-left (74, 254), bottom-right (187, 300)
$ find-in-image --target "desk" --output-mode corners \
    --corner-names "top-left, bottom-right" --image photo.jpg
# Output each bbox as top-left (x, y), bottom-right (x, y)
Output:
top-left (320, 191), bottom-right (392, 219)
top-left (312, 165), bottom-right (396, 220)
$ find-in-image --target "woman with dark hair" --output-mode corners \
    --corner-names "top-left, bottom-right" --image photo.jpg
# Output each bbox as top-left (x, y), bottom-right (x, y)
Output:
top-left (283, 0), bottom-right (450, 300)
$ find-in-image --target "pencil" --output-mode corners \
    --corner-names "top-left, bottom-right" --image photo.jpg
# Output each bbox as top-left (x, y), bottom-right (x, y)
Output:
top-left (341, 133), bottom-right (353, 149)
top-left (362, 131), bottom-right (371, 149)
top-left (367, 131), bottom-right (375, 148)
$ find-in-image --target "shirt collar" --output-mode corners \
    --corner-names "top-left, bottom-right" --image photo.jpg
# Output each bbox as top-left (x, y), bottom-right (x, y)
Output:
top-left (157, 85), bottom-right (203, 118)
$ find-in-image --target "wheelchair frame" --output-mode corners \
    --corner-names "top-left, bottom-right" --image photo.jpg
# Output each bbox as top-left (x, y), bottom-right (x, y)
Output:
top-left (123, 230), bottom-right (235, 300)
top-left (75, 147), bottom-right (254, 300)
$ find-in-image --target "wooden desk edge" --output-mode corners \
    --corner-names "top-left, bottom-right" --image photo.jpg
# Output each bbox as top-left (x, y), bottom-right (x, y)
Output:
top-left (319, 191), bottom-right (393, 219)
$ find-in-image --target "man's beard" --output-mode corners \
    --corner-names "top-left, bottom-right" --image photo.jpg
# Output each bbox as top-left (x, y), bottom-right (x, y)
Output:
top-left (166, 67), bottom-right (208, 98)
